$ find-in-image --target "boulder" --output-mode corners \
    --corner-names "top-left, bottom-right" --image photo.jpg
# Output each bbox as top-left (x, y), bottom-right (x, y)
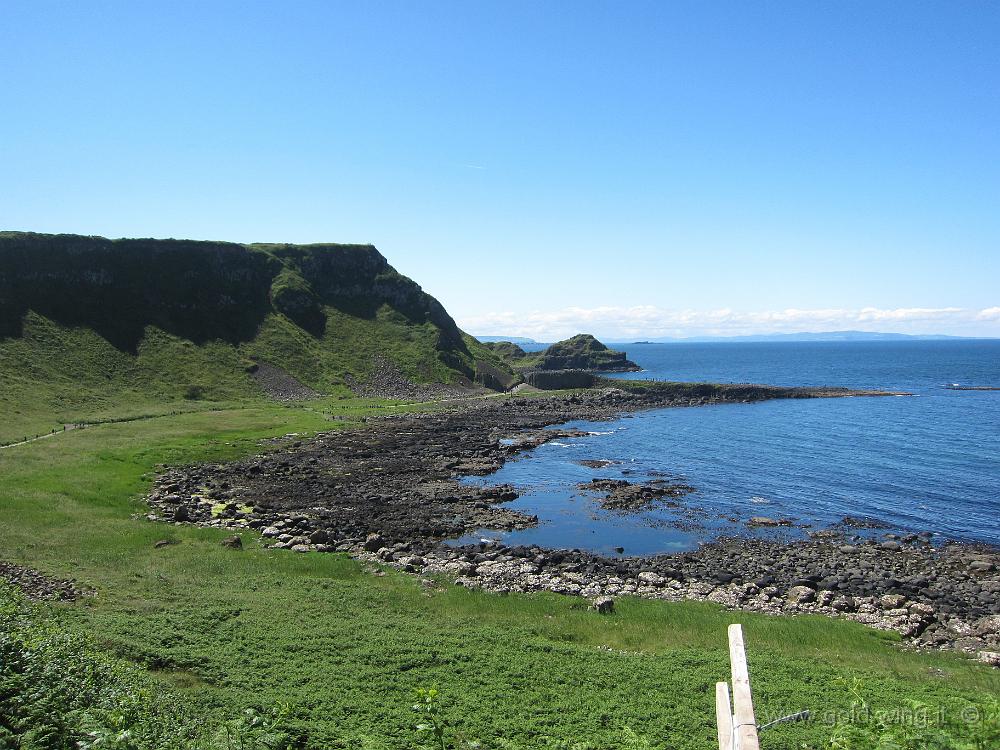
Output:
top-left (831, 595), bottom-right (856, 612)
top-left (880, 594), bottom-right (908, 609)
top-left (637, 571), bottom-right (664, 587)
top-left (908, 602), bottom-right (935, 618)
top-left (220, 535), bottom-right (243, 550)
top-left (973, 614), bottom-right (1000, 637)
top-left (309, 529), bottom-right (330, 544)
top-left (977, 651), bottom-right (1000, 667)
top-left (748, 517), bottom-right (792, 527)
top-left (592, 596), bottom-right (615, 614)
top-left (399, 555), bottom-right (425, 569)
top-left (363, 533), bottom-right (385, 552)
top-left (787, 586), bottom-right (816, 606)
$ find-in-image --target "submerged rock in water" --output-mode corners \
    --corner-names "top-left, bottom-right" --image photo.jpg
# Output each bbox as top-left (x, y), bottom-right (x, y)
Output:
top-left (576, 459), bottom-right (618, 469)
top-left (577, 478), bottom-right (693, 512)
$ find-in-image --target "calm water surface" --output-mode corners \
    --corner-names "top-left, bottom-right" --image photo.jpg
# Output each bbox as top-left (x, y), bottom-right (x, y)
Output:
top-left (455, 341), bottom-right (1000, 555)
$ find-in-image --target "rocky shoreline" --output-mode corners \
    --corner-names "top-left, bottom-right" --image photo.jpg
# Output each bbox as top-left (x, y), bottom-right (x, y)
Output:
top-left (147, 383), bottom-right (1000, 664)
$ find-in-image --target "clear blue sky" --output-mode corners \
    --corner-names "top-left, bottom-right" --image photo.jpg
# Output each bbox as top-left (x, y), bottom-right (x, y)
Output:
top-left (2, 1), bottom-right (998, 338)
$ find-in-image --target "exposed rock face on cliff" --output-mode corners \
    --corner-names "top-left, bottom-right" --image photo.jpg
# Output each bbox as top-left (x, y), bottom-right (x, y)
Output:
top-left (524, 369), bottom-right (596, 389)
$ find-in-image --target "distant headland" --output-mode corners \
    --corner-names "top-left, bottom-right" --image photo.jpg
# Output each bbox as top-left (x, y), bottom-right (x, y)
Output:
top-left (480, 330), bottom-right (998, 344)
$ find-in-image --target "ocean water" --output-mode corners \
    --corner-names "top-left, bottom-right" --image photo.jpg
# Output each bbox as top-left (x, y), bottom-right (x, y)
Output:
top-left (457, 341), bottom-right (1000, 556)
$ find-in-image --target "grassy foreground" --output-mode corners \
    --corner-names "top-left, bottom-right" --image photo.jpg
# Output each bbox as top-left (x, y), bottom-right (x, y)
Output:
top-left (1, 401), bottom-right (998, 749)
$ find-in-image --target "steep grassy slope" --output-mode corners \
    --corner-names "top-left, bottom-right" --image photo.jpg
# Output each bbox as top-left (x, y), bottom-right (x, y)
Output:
top-left (0, 232), bottom-right (510, 442)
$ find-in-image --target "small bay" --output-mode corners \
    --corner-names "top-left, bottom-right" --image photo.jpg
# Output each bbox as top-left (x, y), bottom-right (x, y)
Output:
top-left (456, 340), bottom-right (1000, 555)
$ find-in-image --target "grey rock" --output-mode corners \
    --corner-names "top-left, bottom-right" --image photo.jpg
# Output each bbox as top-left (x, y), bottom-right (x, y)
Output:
top-left (748, 517), bottom-right (780, 527)
top-left (592, 596), bottom-right (615, 614)
top-left (637, 571), bottom-right (664, 586)
top-left (787, 585), bottom-right (816, 606)
top-left (977, 650), bottom-right (1000, 667)
top-left (880, 594), bottom-right (907, 609)
top-left (831, 595), bottom-right (856, 612)
top-left (973, 614), bottom-right (1000, 637)
top-left (908, 602), bottom-right (935, 618)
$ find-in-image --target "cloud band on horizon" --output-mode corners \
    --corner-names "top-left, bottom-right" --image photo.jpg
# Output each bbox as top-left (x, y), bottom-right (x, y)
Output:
top-left (461, 305), bottom-right (1000, 340)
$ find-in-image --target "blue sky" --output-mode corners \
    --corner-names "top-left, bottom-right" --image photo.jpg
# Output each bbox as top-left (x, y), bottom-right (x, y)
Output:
top-left (2, 1), bottom-right (998, 338)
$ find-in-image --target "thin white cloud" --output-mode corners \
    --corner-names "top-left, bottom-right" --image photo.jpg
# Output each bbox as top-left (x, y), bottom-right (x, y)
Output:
top-left (461, 305), bottom-right (1000, 340)
top-left (977, 307), bottom-right (1000, 321)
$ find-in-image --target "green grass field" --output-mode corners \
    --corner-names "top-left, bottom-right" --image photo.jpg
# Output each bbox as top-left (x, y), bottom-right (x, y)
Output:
top-left (0, 310), bottom-right (511, 447)
top-left (1, 398), bottom-right (997, 749)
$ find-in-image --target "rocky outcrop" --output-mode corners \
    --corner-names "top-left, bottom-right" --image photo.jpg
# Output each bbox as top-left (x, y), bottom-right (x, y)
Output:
top-left (475, 359), bottom-right (520, 391)
top-left (528, 335), bottom-right (640, 372)
top-left (482, 335), bottom-right (641, 376)
top-left (577, 478), bottom-right (694, 512)
top-left (524, 369), bottom-right (596, 389)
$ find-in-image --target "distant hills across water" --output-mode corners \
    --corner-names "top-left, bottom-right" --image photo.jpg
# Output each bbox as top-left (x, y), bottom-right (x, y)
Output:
top-left (474, 336), bottom-right (539, 344)
top-left (476, 331), bottom-right (997, 345)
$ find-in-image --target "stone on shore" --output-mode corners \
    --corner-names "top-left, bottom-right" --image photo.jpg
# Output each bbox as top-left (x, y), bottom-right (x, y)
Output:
top-left (787, 585), bottom-right (816, 606)
top-left (592, 596), bottom-right (615, 614)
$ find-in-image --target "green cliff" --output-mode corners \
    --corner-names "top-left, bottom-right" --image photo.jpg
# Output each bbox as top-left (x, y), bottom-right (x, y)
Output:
top-left (0, 232), bottom-right (511, 441)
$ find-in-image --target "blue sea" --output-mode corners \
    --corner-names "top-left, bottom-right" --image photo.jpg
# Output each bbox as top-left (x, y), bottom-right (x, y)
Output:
top-left (458, 341), bottom-right (1000, 555)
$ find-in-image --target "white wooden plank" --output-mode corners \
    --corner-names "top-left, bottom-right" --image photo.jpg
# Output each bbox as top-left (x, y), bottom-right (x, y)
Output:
top-left (728, 624), bottom-right (760, 750)
top-left (715, 681), bottom-right (734, 750)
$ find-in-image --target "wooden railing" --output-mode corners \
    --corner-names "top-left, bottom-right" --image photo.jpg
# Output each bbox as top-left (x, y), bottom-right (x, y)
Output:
top-left (716, 624), bottom-right (811, 748)
top-left (715, 624), bottom-right (760, 750)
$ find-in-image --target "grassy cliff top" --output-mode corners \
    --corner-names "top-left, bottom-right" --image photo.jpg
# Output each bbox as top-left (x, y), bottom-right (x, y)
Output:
top-left (0, 232), bottom-right (512, 441)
